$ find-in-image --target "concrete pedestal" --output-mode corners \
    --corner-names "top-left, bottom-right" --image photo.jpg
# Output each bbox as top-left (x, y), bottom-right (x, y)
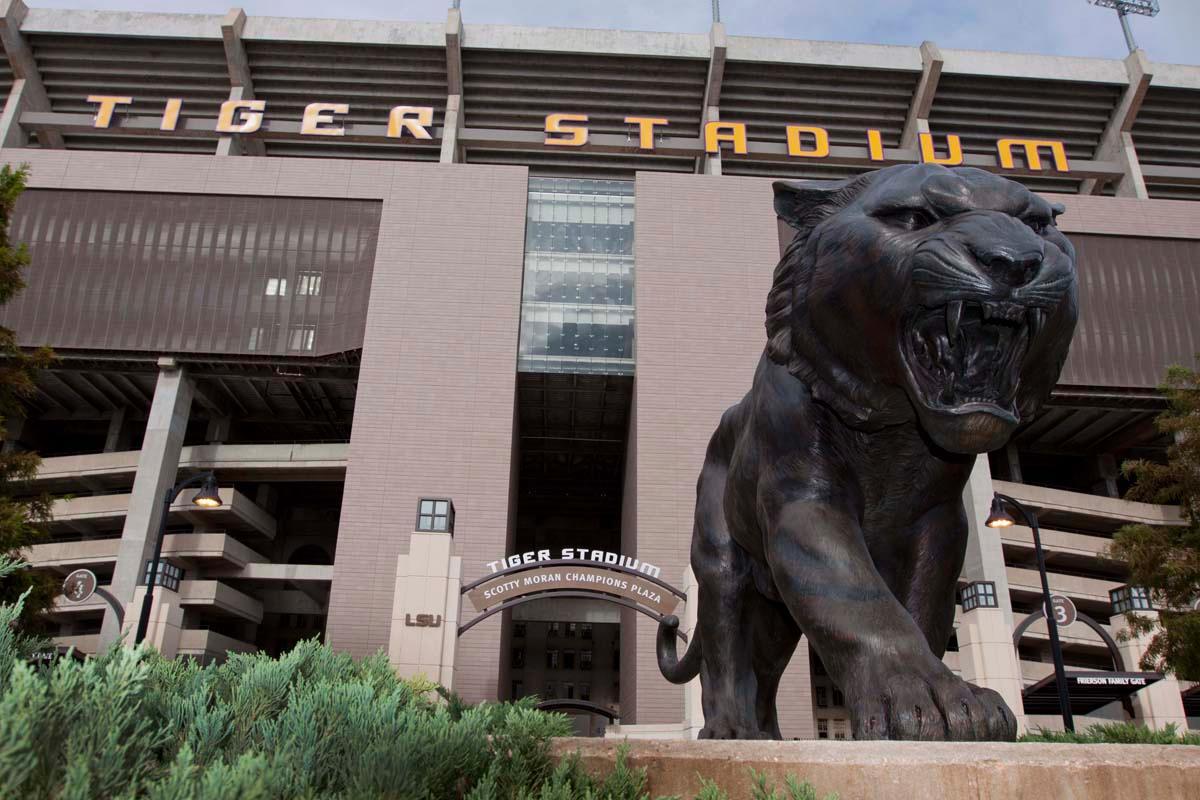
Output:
top-left (100, 361), bottom-right (193, 648)
top-left (387, 530), bottom-right (462, 688)
top-left (957, 605), bottom-right (1028, 734)
top-left (558, 738), bottom-right (1200, 800)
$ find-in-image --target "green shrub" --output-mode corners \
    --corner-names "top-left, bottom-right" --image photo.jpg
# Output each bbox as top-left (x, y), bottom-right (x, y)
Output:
top-left (0, 598), bottom-right (583, 799)
top-left (1020, 721), bottom-right (1200, 745)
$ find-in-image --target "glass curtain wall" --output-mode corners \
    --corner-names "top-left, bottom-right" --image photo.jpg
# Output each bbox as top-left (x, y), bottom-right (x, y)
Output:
top-left (518, 178), bottom-right (634, 375)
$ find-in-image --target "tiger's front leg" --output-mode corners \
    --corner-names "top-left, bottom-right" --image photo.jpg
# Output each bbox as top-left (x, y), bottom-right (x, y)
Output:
top-left (766, 498), bottom-right (1016, 741)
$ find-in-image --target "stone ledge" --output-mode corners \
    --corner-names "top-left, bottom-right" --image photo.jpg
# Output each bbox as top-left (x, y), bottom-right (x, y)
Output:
top-left (552, 738), bottom-right (1200, 799)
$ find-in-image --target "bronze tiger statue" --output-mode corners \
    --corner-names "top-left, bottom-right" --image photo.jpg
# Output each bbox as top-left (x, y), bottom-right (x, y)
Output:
top-left (657, 164), bottom-right (1078, 741)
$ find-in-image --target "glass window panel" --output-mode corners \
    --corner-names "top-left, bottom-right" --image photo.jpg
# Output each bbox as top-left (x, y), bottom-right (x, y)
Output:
top-left (518, 178), bottom-right (635, 375)
top-left (435, 501), bottom-right (448, 515)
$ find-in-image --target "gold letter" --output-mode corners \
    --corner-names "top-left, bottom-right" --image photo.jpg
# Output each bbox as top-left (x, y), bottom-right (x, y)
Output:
top-left (87, 95), bottom-right (133, 128)
top-left (786, 125), bottom-right (830, 158)
top-left (996, 138), bottom-right (1070, 172)
top-left (866, 129), bottom-right (885, 162)
top-left (160, 98), bottom-right (183, 132)
top-left (301, 102), bottom-right (349, 136)
top-left (704, 121), bottom-right (747, 155)
top-left (387, 106), bottom-right (433, 139)
top-left (545, 113), bottom-right (588, 147)
top-left (919, 133), bottom-right (963, 166)
top-left (624, 116), bottom-right (669, 150)
top-left (216, 99), bottom-right (265, 134)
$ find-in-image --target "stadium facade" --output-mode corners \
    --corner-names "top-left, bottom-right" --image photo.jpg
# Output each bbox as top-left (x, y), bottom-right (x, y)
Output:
top-left (2, 1), bottom-right (1199, 738)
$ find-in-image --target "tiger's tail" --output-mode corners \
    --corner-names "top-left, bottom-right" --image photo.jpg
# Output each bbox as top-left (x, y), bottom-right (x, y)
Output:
top-left (656, 615), bottom-right (702, 683)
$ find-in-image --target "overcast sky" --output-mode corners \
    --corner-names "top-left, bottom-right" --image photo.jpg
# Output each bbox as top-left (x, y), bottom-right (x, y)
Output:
top-left (28, 1), bottom-right (1200, 65)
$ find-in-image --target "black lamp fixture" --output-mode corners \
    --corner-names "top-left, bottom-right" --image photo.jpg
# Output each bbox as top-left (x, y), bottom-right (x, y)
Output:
top-left (984, 496), bottom-right (1016, 529)
top-left (134, 471), bottom-right (222, 645)
top-left (984, 491), bottom-right (1074, 732)
top-left (191, 473), bottom-right (222, 508)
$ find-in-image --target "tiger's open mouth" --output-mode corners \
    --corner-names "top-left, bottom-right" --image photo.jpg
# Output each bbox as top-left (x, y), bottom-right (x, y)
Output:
top-left (901, 300), bottom-right (1038, 420)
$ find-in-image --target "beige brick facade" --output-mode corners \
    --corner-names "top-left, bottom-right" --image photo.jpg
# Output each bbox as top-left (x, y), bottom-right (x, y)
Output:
top-left (323, 164), bottom-right (529, 703)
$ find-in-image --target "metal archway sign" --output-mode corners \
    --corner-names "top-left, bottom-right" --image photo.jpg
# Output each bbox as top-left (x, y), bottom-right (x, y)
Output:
top-left (1011, 607), bottom-right (1123, 669)
top-left (1012, 607), bottom-right (1165, 715)
top-left (458, 558), bottom-right (687, 639)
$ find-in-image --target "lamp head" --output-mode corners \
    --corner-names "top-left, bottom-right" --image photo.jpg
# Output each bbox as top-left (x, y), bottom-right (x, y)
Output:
top-left (191, 473), bottom-right (222, 508)
top-left (985, 495), bottom-right (1015, 528)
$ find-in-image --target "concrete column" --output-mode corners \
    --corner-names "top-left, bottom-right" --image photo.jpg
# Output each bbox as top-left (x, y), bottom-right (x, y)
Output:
top-left (104, 407), bottom-right (129, 452)
top-left (900, 42), bottom-right (943, 149)
top-left (439, 94), bottom-right (463, 164)
top-left (0, 0), bottom-right (65, 148)
top-left (1097, 454), bottom-right (1120, 499)
top-left (701, 22), bottom-right (726, 112)
top-left (123, 583), bottom-right (184, 658)
top-left (1109, 612), bottom-right (1189, 730)
top-left (0, 77), bottom-right (30, 148)
top-left (694, 22), bottom-right (725, 176)
top-left (98, 360), bottom-right (193, 648)
top-left (253, 483), bottom-right (276, 514)
top-left (388, 529), bottom-right (462, 688)
top-left (205, 414), bottom-right (231, 444)
top-left (956, 605), bottom-right (1027, 734)
top-left (445, 8), bottom-right (463, 96)
top-left (961, 454), bottom-right (1015, 631)
top-left (439, 8), bottom-right (464, 164)
top-left (1082, 49), bottom-right (1152, 198)
top-left (700, 106), bottom-right (721, 176)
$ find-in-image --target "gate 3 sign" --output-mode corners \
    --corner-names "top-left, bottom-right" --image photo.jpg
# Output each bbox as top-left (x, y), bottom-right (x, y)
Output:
top-left (466, 555), bottom-right (681, 617)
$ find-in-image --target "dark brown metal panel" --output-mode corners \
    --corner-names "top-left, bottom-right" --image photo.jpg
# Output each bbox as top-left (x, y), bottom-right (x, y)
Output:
top-left (1062, 234), bottom-right (1200, 389)
top-left (1, 190), bottom-right (381, 357)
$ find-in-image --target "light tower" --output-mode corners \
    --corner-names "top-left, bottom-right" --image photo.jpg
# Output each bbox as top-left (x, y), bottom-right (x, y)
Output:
top-left (1087, 1), bottom-right (1161, 53)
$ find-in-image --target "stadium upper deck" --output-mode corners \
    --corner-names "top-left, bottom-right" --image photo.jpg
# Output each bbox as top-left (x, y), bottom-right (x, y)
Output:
top-left (0, 2), bottom-right (1196, 197)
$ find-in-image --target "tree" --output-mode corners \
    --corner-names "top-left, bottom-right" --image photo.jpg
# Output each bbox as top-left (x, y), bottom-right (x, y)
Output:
top-left (1110, 362), bottom-right (1200, 680)
top-left (0, 164), bottom-right (54, 629)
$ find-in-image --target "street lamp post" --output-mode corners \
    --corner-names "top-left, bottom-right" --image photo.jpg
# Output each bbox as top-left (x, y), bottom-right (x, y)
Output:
top-left (985, 492), bottom-right (1075, 732)
top-left (134, 471), bottom-right (222, 645)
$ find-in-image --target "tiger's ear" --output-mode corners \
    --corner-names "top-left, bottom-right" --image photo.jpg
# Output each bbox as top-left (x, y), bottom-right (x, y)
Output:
top-left (773, 176), bottom-right (870, 232)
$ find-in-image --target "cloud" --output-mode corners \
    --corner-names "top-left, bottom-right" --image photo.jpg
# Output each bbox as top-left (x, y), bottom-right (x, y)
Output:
top-left (24, 0), bottom-right (1200, 64)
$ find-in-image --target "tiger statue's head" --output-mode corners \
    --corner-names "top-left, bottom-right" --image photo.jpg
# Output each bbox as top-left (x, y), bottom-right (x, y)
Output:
top-left (770, 164), bottom-right (1078, 455)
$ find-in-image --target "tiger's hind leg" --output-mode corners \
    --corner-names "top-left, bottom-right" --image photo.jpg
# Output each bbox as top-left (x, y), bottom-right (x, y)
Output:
top-left (690, 458), bottom-right (769, 739)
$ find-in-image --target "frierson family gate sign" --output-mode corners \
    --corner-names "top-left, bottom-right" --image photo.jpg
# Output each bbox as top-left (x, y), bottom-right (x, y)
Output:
top-left (457, 548), bottom-right (686, 637)
top-left (74, 95), bottom-right (1078, 175)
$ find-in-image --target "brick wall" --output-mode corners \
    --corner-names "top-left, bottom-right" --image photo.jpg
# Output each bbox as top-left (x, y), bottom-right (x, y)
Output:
top-left (324, 163), bottom-right (529, 703)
